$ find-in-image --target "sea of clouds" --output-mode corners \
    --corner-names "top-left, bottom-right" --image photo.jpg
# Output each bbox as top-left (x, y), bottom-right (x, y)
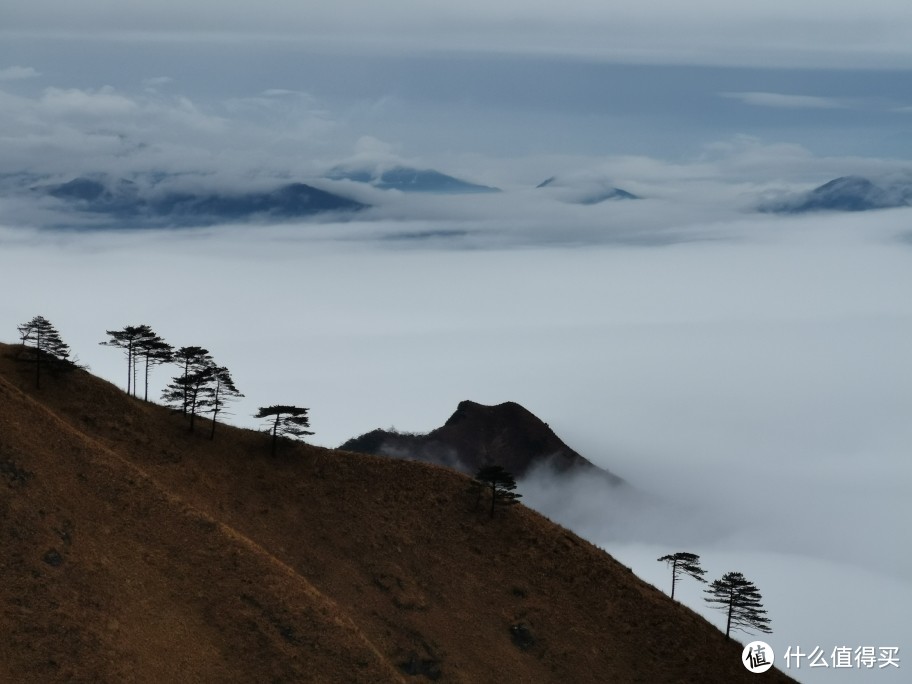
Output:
top-left (1, 196), bottom-right (909, 682)
top-left (1, 55), bottom-right (910, 679)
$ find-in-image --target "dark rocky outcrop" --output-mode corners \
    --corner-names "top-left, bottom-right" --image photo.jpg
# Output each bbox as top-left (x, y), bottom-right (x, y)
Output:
top-left (340, 399), bottom-right (623, 484)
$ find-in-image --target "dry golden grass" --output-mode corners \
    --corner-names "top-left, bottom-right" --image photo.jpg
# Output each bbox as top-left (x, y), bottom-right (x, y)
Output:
top-left (0, 343), bottom-right (795, 683)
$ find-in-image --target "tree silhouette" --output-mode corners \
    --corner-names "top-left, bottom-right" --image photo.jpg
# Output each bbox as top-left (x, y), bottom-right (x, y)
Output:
top-left (704, 571), bottom-right (772, 639)
top-left (17, 315), bottom-right (72, 388)
top-left (135, 331), bottom-right (173, 402)
top-left (255, 405), bottom-right (314, 455)
top-left (201, 366), bottom-right (243, 439)
top-left (161, 347), bottom-right (214, 432)
top-left (657, 552), bottom-right (707, 599)
top-left (474, 465), bottom-right (522, 518)
top-left (100, 325), bottom-right (158, 396)
top-left (170, 346), bottom-right (213, 416)
top-left (162, 366), bottom-right (213, 432)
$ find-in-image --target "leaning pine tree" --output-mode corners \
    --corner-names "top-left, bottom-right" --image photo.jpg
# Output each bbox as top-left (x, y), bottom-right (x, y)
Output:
top-left (17, 315), bottom-right (72, 388)
top-left (200, 366), bottom-right (243, 440)
top-left (704, 571), bottom-right (772, 639)
top-left (657, 552), bottom-right (707, 599)
top-left (255, 405), bottom-right (314, 456)
top-left (135, 331), bottom-right (173, 402)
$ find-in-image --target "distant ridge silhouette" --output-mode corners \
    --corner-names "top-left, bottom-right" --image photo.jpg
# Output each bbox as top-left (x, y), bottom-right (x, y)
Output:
top-left (340, 399), bottom-right (624, 484)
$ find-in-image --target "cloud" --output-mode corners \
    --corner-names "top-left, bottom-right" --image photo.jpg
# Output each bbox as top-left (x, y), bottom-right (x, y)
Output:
top-left (0, 22), bottom-right (908, 676)
top-left (0, 65), bottom-right (40, 81)
top-left (142, 76), bottom-right (173, 90)
top-left (41, 86), bottom-right (139, 117)
top-left (4, 1), bottom-right (912, 68)
top-left (1, 197), bottom-right (910, 682)
top-left (721, 91), bottom-right (847, 109)
top-left (0, 83), bottom-right (342, 183)
top-left (2, 82), bottom-right (908, 240)
top-left (334, 135), bottom-right (409, 171)
top-left (1, 73), bottom-right (907, 242)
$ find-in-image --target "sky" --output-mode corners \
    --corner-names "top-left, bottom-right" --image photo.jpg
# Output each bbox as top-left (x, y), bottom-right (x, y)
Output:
top-left (2, 2), bottom-right (911, 681)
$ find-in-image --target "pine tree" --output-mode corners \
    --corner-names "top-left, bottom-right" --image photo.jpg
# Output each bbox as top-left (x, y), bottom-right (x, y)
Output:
top-left (704, 571), bottom-right (772, 639)
top-left (161, 346), bottom-right (214, 432)
top-left (162, 366), bottom-right (213, 432)
top-left (200, 366), bottom-right (243, 439)
top-left (135, 332), bottom-right (173, 402)
top-left (657, 552), bottom-right (707, 599)
top-left (100, 325), bottom-right (157, 396)
top-left (17, 315), bottom-right (72, 388)
top-left (255, 405), bottom-right (314, 456)
top-left (474, 465), bottom-right (522, 518)
top-left (170, 346), bottom-right (213, 416)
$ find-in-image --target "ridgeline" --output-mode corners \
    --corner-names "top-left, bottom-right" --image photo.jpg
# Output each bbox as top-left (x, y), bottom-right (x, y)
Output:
top-left (0, 342), bottom-right (794, 683)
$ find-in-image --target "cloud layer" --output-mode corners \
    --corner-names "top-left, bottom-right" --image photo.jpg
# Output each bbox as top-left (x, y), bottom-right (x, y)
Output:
top-left (721, 91), bottom-right (847, 109)
top-left (1, 18), bottom-right (910, 678)
top-left (2, 209), bottom-right (910, 683)
top-left (0, 65), bottom-right (40, 81)
top-left (4, 1), bottom-right (912, 68)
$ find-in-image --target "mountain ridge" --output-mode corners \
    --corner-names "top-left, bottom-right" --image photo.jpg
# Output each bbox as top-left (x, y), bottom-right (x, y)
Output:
top-left (327, 165), bottom-right (500, 194)
top-left (535, 175), bottom-right (640, 204)
top-left (0, 350), bottom-right (401, 682)
top-left (0, 342), bottom-right (795, 682)
top-left (34, 175), bottom-right (368, 225)
top-left (760, 174), bottom-right (912, 213)
top-left (341, 399), bottom-right (623, 484)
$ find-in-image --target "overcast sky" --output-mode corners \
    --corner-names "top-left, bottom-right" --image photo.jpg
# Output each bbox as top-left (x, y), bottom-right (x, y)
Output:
top-left (4, 1), bottom-right (912, 68)
top-left (3, 0), bottom-right (912, 174)
top-left (1, 3), bottom-right (910, 681)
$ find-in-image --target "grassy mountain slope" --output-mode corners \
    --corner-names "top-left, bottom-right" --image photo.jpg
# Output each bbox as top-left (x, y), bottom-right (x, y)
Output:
top-left (0, 343), bottom-right (795, 682)
top-left (0, 347), bottom-right (403, 683)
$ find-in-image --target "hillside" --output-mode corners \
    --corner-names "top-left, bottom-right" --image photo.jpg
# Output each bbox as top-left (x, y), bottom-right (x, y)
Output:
top-left (0, 343), bottom-right (795, 683)
top-left (32, 175), bottom-right (367, 226)
top-left (340, 399), bottom-right (623, 484)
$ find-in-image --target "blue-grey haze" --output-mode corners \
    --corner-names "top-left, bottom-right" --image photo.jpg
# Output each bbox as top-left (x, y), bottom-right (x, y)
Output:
top-left (1, 5), bottom-right (910, 680)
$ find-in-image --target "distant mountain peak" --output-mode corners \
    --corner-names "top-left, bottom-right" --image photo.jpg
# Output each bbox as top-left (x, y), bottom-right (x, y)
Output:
top-left (340, 399), bottom-right (623, 484)
top-left (46, 177), bottom-right (108, 202)
top-left (327, 165), bottom-right (500, 194)
top-left (760, 174), bottom-right (912, 213)
top-left (535, 175), bottom-right (640, 204)
top-left (35, 175), bottom-right (367, 226)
